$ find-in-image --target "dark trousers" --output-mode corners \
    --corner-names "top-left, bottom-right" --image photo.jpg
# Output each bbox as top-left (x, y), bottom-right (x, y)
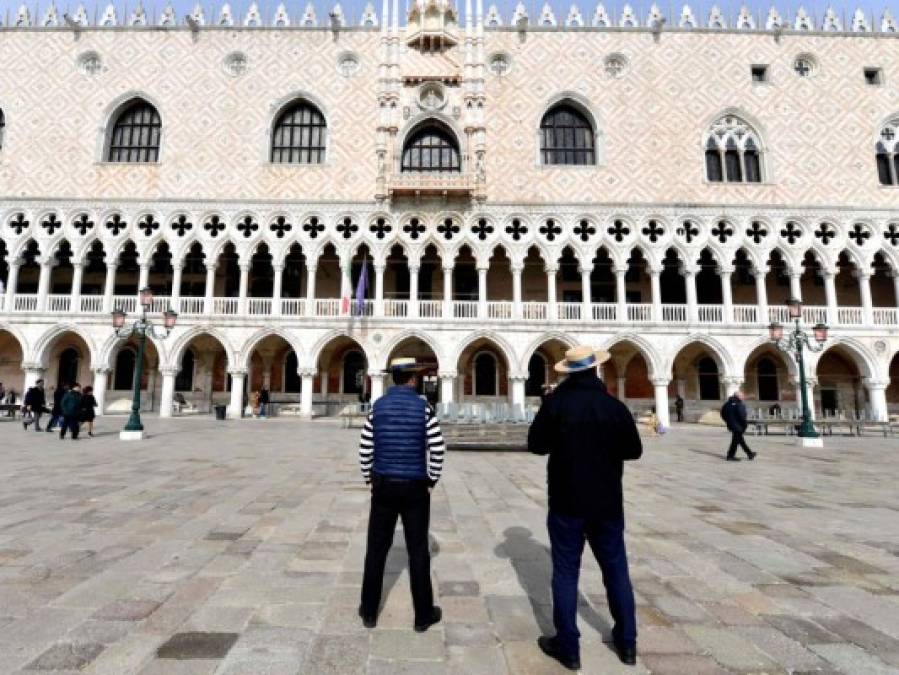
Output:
top-left (47, 414), bottom-right (61, 430)
top-left (727, 430), bottom-right (752, 458)
top-left (676, 409), bottom-right (683, 422)
top-left (59, 416), bottom-right (79, 439)
top-left (360, 473), bottom-right (433, 623)
top-left (25, 411), bottom-right (42, 430)
top-left (548, 511), bottom-right (637, 660)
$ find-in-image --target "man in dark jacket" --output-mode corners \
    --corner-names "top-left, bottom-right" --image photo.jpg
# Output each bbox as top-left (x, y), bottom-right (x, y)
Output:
top-left (721, 390), bottom-right (756, 461)
top-left (528, 345), bottom-right (643, 670)
top-left (47, 384), bottom-right (68, 432)
top-left (23, 379), bottom-right (47, 431)
top-left (258, 386), bottom-right (270, 418)
top-left (358, 358), bottom-right (445, 632)
top-left (59, 384), bottom-right (83, 440)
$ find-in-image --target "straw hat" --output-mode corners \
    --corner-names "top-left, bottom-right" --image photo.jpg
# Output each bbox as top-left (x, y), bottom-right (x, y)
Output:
top-left (385, 357), bottom-right (427, 374)
top-left (554, 345), bottom-right (611, 374)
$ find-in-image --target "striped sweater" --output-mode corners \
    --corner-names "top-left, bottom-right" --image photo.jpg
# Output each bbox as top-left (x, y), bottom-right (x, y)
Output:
top-left (359, 404), bottom-right (446, 484)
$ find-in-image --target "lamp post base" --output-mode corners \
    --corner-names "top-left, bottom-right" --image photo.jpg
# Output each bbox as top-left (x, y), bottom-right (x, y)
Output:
top-left (797, 435), bottom-right (823, 448)
top-left (119, 430), bottom-right (145, 441)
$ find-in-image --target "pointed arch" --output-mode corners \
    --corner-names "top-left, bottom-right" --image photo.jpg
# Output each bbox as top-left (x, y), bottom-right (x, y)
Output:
top-left (269, 93), bottom-right (328, 164)
top-left (237, 327), bottom-right (306, 371)
top-left (30, 323), bottom-right (99, 370)
top-left (518, 331), bottom-right (578, 373)
top-left (599, 333), bottom-right (664, 379)
top-left (665, 333), bottom-right (738, 380)
top-left (378, 329), bottom-right (444, 371)
top-left (166, 326), bottom-right (235, 372)
top-left (450, 329), bottom-right (517, 374)
top-left (103, 95), bottom-right (163, 163)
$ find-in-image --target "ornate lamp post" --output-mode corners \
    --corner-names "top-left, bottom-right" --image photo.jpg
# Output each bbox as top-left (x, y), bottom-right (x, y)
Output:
top-left (768, 298), bottom-right (828, 448)
top-left (112, 287), bottom-right (177, 440)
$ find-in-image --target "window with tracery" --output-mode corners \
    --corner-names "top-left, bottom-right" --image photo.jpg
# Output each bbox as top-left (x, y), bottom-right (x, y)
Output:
top-left (107, 100), bottom-right (161, 163)
top-left (704, 115), bottom-right (762, 183)
top-left (271, 101), bottom-right (327, 164)
top-left (401, 124), bottom-right (460, 172)
top-left (876, 118), bottom-right (899, 186)
top-left (539, 104), bottom-right (595, 166)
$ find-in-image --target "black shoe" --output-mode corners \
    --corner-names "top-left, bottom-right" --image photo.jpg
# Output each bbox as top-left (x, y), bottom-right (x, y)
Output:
top-left (537, 636), bottom-right (580, 671)
top-left (413, 606), bottom-right (442, 633)
top-left (747, 451), bottom-right (757, 461)
top-left (615, 643), bottom-right (637, 666)
top-left (725, 456), bottom-right (741, 462)
top-left (357, 606), bottom-right (376, 629)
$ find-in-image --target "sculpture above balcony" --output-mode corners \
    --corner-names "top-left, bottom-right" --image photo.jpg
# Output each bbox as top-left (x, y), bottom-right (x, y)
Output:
top-left (406, 0), bottom-right (459, 52)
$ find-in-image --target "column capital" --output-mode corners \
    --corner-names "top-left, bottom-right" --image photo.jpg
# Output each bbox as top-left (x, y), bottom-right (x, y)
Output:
top-left (205, 262), bottom-right (218, 272)
top-left (407, 264), bottom-right (421, 273)
top-left (438, 370), bottom-right (458, 380)
top-left (721, 376), bottom-right (744, 387)
top-left (159, 367), bottom-right (179, 377)
top-left (373, 263), bottom-right (386, 273)
top-left (93, 367), bottom-right (112, 375)
top-left (853, 270), bottom-right (872, 281)
top-left (238, 261), bottom-right (251, 272)
top-left (544, 265), bottom-right (559, 275)
top-left (298, 368), bottom-right (317, 377)
top-left (717, 265), bottom-right (735, 276)
top-left (679, 264), bottom-right (699, 277)
top-left (613, 266), bottom-right (628, 276)
top-left (22, 362), bottom-right (45, 373)
top-left (442, 264), bottom-right (454, 273)
top-left (71, 260), bottom-right (84, 269)
top-left (508, 372), bottom-right (529, 382)
top-left (510, 264), bottom-right (524, 274)
top-left (227, 368), bottom-right (248, 377)
top-left (578, 266), bottom-right (593, 276)
top-left (863, 378), bottom-right (889, 389)
top-left (271, 263), bottom-right (285, 272)
top-left (650, 377), bottom-right (670, 387)
top-left (476, 264), bottom-right (490, 273)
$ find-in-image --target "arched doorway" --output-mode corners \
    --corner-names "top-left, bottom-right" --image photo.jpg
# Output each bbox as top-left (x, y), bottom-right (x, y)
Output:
top-left (384, 336), bottom-right (439, 403)
top-left (244, 334), bottom-right (300, 405)
top-left (175, 348), bottom-right (196, 392)
top-left (315, 335), bottom-right (369, 410)
top-left (456, 337), bottom-right (510, 401)
top-left (697, 357), bottom-right (720, 400)
top-left (671, 342), bottom-right (726, 413)
top-left (743, 345), bottom-right (794, 411)
top-left (108, 336), bottom-right (160, 412)
top-left (343, 351), bottom-right (367, 395)
top-left (0, 330), bottom-right (25, 400)
top-left (815, 346), bottom-right (864, 418)
top-left (524, 338), bottom-right (569, 398)
top-left (172, 333), bottom-right (230, 413)
top-left (39, 330), bottom-right (92, 408)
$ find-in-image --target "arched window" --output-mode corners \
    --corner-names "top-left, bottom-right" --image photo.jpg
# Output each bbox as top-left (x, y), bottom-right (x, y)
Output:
top-left (704, 115), bottom-right (763, 183)
top-left (175, 349), bottom-right (195, 392)
top-left (876, 118), bottom-right (898, 186)
top-left (525, 353), bottom-right (547, 397)
top-left (540, 103), bottom-right (595, 166)
top-left (284, 351), bottom-right (302, 393)
top-left (401, 123), bottom-right (460, 172)
top-left (474, 352), bottom-right (498, 396)
top-left (342, 351), bottom-right (366, 395)
top-left (756, 357), bottom-right (779, 401)
top-left (697, 357), bottom-right (720, 400)
top-left (0, 107), bottom-right (5, 151)
top-left (271, 101), bottom-right (327, 164)
top-left (107, 100), bottom-right (162, 163)
top-left (58, 348), bottom-right (80, 388)
top-left (114, 349), bottom-right (136, 390)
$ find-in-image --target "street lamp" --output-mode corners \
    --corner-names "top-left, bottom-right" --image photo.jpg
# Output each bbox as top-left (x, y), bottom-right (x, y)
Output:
top-left (768, 297), bottom-right (828, 447)
top-left (112, 287), bottom-right (177, 440)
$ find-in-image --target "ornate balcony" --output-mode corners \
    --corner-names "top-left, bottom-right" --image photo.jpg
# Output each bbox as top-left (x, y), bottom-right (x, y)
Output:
top-left (383, 172), bottom-right (475, 198)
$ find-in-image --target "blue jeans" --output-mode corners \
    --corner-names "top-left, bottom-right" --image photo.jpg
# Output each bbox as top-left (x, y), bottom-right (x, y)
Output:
top-left (258, 403), bottom-right (267, 417)
top-left (547, 511), bottom-right (637, 660)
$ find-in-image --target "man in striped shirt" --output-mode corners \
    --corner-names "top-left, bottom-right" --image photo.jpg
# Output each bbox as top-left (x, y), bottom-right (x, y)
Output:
top-left (358, 357), bottom-right (445, 632)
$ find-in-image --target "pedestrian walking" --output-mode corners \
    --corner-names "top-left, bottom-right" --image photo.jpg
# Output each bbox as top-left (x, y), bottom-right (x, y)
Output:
top-left (0, 382), bottom-right (5, 407)
top-left (528, 345), bottom-right (643, 670)
top-left (358, 357), bottom-right (445, 632)
top-left (47, 383), bottom-right (68, 432)
top-left (721, 390), bottom-right (756, 461)
top-left (258, 386), bottom-right (270, 418)
top-left (674, 394), bottom-right (684, 422)
top-left (80, 386), bottom-right (98, 437)
top-left (22, 379), bottom-right (47, 431)
top-left (59, 384), bottom-right (83, 440)
top-left (6, 389), bottom-right (17, 416)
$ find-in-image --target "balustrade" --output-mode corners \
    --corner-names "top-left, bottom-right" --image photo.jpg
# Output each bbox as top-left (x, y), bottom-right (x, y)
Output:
top-left (627, 303), bottom-right (652, 322)
top-left (768, 306), bottom-right (790, 324)
top-left (873, 308), bottom-right (899, 326)
top-left (697, 304), bottom-right (723, 323)
top-left (419, 300), bottom-right (443, 319)
top-left (13, 294), bottom-right (38, 312)
top-left (214, 297), bottom-right (239, 315)
top-left (112, 295), bottom-right (137, 314)
top-left (662, 304), bottom-right (687, 322)
top-left (487, 301), bottom-right (512, 320)
top-left (247, 298), bottom-right (272, 316)
top-left (280, 298), bottom-right (305, 317)
top-left (315, 298), bottom-right (341, 317)
top-left (46, 294), bottom-right (71, 313)
top-left (383, 300), bottom-right (408, 318)
top-left (80, 295), bottom-right (104, 313)
top-left (522, 302), bottom-right (547, 321)
top-left (557, 302), bottom-right (582, 321)
top-left (837, 306), bottom-right (863, 325)
top-left (453, 301), bottom-right (479, 319)
top-left (592, 303), bottom-right (617, 322)
top-left (802, 306), bottom-right (828, 325)
top-left (733, 305), bottom-right (758, 324)
top-left (179, 297), bottom-right (205, 315)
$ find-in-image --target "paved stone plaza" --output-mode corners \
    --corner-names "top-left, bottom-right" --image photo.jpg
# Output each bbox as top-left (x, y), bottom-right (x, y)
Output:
top-left (0, 417), bottom-right (897, 674)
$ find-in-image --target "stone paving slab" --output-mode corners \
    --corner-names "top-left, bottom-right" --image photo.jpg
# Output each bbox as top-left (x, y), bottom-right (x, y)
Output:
top-left (0, 416), bottom-right (897, 673)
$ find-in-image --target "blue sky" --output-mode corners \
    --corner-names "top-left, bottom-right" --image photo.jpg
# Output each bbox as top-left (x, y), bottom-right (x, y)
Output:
top-left (1, 0), bottom-right (892, 26)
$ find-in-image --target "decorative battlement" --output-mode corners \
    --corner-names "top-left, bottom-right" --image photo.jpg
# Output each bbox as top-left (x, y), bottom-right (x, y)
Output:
top-left (2, 1), bottom-right (897, 35)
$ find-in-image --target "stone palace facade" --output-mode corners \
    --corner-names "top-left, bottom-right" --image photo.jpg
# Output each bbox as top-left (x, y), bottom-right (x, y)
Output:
top-left (1, 0), bottom-right (899, 426)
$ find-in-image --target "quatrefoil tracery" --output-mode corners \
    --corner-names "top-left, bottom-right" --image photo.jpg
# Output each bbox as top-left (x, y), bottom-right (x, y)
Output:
top-left (303, 216), bottom-right (325, 239)
top-left (884, 223), bottom-right (899, 247)
top-left (204, 215), bottom-right (225, 237)
top-left (171, 215), bottom-right (193, 237)
top-left (403, 218), bottom-right (426, 240)
top-left (106, 214), bottom-right (127, 236)
top-left (745, 221), bottom-right (768, 244)
top-left (41, 213), bottom-right (62, 235)
top-left (710, 221), bottom-right (733, 244)
top-left (370, 218), bottom-right (392, 240)
top-left (437, 218), bottom-right (460, 241)
top-left (573, 219), bottom-right (596, 242)
top-left (641, 220), bottom-right (664, 243)
top-left (677, 221), bottom-right (700, 244)
top-left (336, 216), bottom-right (359, 239)
top-left (74, 214), bottom-right (95, 236)
top-left (780, 221), bottom-right (803, 245)
top-left (505, 218), bottom-right (528, 241)
top-left (848, 223), bottom-right (872, 246)
top-left (814, 222), bottom-right (837, 246)
top-left (8, 213), bottom-right (29, 235)
top-left (539, 219), bottom-right (562, 242)
top-left (472, 218), bottom-right (494, 241)
top-left (237, 215), bottom-right (259, 239)
top-left (607, 219), bottom-right (630, 243)
top-left (138, 214), bottom-right (160, 237)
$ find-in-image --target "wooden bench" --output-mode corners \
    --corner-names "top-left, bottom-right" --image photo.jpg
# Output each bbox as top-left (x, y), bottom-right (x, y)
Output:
top-left (749, 419), bottom-right (796, 436)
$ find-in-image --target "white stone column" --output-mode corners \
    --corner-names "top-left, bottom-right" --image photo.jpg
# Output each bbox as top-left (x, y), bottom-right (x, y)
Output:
top-left (546, 266), bottom-right (558, 321)
top-left (580, 266), bottom-right (592, 322)
top-left (408, 265), bottom-right (420, 318)
top-left (4, 260), bottom-right (20, 310)
top-left (511, 265), bottom-right (523, 319)
top-left (789, 271), bottom-right (802, 302)
top-left (36, 257), bottom-right (54, 312)
top-left (159, 368), bottom-right (176, 418)
top-left (340, 263), bottom-right (352, 313)
top-left (477, 266), bottom-right (488, 319)
top-left (374, 264), bottom-right (385, 317)
top-left (823, 270), bottom-right (838, 326)
top-left (652, 377), bottom-right (671, 428)
top-left (805, 377), bottom-right (817, 421)
top-left (650, 268), bottom-right (662, 322)
top-left (369, 372), bottom-right (385, 402)
top-left (858, 271), bottom-right (874, 326)
top-left (615, 266), bottom-right (627, 323)
top-left (22, 364), bottom-right (45, 392)
top-left (103, 260), bottom-right (117, 313)
top-left (754, 266), bottom-right (768, 324)
top-left (300, 369), bottom-right (316, 417)
top-left (510, 374), bottom-right (526, 408)
top-left (271, 263), bottom-right (283, 317)
top-left (170, 263), bottom-right (182, 312)
top-left (137, 261), bottom-right (150, 292)
top-left (439, 371), bottom-right (456, 404)
top-left (616, 375), bottom-right (627, 404)
top-left (306, 265), bottom-right (317, 316)
top-left (683, 267), bottom-right (698, 323)
top-left (228, 369), bottom-right (246, 419)
top-left (892, 271), bottom-right (899, 310)
top-left (92, 368), bottom-right (109, 416)
top-left (204, 263), bottom-right (217, 315)
top-left (720, 268), bottom-right (733, 324)
top-left (442, 265), bottom-right (453, 318)
top-left (70, 262), bottom-right (84, 313)
top-left (238, 262), bottom-right (250, 315)
top-left (866, 380), bottom-right (888, 421)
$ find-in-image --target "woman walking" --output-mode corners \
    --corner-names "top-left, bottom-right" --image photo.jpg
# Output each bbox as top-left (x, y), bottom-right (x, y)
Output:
top-left (81, 386), bottom-right (98, 437)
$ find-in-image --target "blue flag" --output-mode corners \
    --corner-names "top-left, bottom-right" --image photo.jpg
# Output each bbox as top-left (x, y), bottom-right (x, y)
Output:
top-left (355, 258), bottom-right (369, 315)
